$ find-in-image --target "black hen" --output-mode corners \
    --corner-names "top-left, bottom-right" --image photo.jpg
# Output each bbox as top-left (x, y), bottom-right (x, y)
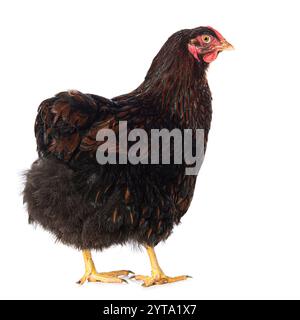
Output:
top-left (23, 26), bottom-right (232, 286)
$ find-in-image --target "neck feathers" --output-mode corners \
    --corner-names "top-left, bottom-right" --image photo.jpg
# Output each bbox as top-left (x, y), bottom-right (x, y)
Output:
top-left (139, 50), bottom-right (209, 126)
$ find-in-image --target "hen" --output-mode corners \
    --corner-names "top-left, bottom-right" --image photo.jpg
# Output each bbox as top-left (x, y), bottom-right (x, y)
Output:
top-left (23, 26), bottom-right (232, 286)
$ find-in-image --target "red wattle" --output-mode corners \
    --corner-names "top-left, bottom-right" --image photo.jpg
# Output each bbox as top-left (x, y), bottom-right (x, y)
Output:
top-left (203, 50), bottom-right (218, 63)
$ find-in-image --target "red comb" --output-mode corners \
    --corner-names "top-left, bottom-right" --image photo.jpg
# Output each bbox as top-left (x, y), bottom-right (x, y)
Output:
top-left (207, 26), bottom-right (225, 41)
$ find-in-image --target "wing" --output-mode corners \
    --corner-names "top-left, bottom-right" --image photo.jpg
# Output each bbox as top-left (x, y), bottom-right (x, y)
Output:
top-left (79, 94), bottom-right (164, 162)
top-left (35, 90), bottom-right (116, 161)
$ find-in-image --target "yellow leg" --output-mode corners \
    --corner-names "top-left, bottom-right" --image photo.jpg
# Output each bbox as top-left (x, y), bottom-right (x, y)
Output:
top-left (132, 246), bottom-right (191, 287)
top-left (77, 250), bottom-right (134, 285)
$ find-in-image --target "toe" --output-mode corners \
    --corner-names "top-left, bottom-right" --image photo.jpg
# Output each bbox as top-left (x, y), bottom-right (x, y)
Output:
top-left (77, 273), bottom-right (89, 285)
top-left (142, 279), bottom-right (155, 287)
top-left (88, 273), bottom-right (125, 283)
top-left (132, 275), bottom-right (147, 281)
top-left (131, 274), bottom-right (191, 287)
top-left (131, 275), bottom-right (154, 287)
top-left (166, 275), bottom-right (191, 283)
top-left (104, 270), bottom-right (134, 277)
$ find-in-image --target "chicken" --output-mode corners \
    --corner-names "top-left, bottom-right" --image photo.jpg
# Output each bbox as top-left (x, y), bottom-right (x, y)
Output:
top-left (23, 26), bottom-right (233, 287)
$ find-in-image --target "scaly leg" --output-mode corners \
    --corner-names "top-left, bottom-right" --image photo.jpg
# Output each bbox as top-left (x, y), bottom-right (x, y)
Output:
top-left (77, 250), bottom-right (134, 285)
top-left (132, 246), bottom-right (191, 287)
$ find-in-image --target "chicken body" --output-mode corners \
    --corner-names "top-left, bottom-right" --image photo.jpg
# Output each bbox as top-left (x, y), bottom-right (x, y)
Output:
top-left (23, 26), bottom-right (232, 286)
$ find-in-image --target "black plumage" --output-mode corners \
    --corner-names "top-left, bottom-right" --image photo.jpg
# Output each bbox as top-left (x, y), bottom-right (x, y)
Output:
top-left (23, 26), bottom-right (232, 285)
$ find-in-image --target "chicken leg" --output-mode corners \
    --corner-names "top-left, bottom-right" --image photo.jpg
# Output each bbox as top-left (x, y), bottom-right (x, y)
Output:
top-left (77, 250), bottom-right (133, 285)
top-left (132, 246), bottom-right (191, 287)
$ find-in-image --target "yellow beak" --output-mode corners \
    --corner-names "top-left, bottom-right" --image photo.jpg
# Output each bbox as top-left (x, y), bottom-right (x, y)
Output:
top-left (221, 39), bottom-right (234, 51)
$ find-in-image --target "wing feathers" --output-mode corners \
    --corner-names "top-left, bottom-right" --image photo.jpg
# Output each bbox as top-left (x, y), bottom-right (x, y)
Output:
top-left (35, 90), bottom-right (109, 161)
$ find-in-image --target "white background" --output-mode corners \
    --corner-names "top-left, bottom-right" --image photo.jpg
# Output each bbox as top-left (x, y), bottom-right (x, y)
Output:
top-left (0, 0), bottom-right (299, 300)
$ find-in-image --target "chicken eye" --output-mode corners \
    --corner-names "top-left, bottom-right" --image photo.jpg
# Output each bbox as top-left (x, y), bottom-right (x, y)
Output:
top-left (202, 35), bottom-right (211, 43)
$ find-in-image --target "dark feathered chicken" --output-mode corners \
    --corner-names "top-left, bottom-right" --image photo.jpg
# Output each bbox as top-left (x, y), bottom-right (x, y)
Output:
top-left (23, 26), bottom-right (232, 286)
